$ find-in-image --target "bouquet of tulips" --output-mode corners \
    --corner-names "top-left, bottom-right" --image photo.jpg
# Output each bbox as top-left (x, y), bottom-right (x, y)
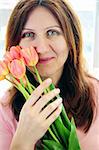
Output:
top-left (0, 45), bottom-right (81, 150)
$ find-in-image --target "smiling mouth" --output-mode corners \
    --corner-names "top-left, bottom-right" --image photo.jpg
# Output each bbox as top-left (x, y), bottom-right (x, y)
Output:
top-left (38, 57), bottom-right (54, 64)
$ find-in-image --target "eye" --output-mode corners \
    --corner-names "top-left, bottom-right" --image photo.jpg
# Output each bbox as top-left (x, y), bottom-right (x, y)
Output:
top-left (21, 32), bottom-right (35, 39)
top-left (47, 30), bottom-right (60, 37)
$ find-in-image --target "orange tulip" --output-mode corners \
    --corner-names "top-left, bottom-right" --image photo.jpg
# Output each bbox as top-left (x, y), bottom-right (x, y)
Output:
top-left (0, 75), bottom-right (5, 81)
top-left (0, 61), bottom-right (9, 80)
top-left (10, 46), bottom-right (21, 60)
top-left (20, 46), bottom-right (38, 66)
top-left (8, 59), bottom-right (26, 79)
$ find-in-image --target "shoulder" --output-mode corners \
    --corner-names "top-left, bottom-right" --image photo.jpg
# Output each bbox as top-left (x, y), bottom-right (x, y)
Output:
top-left (90, 77), bottom-right (99, 87)
top-left (0, 85), bottom-right (17, 132)
top-left (86, 77), bottom-right (99, 121)
top-left (88, 77), bottom-right (99, 103)
top-left (0, 85), bottom-right (16, 106)
top-left (77, 77), bottom-right (99, 150)
top-left (0, 103), bottom-right (17, 149)
top-left (88, 77), bottom-right (99, 120)
top-left (0, 103), bottom-right (17, 134)
top-left (0, 83), bottom-right (17, 128)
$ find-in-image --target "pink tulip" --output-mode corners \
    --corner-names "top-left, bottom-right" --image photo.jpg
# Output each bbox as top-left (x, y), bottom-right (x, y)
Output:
top-left (3, 51), bottom-right (13, 65)
top-left (10, 46), bottom-right (21, 60)
top-left (0, 61), bottom-right (9, 80)
top-left (8, 59), bottom-right (26, 79)
top-left (20, 46), bottom-right (38, 66)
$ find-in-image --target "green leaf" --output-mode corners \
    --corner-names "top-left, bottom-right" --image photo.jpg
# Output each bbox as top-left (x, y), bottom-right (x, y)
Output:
top-left (43, 139), bottom-right (65, 150)
top-left (50, 123), bottom-right (62, 143)
top-left (61, 106), bottom-right (71, 130)
top-left (50, 84), bottom-right (71, 130)
top-left (68, 118), bottom-right (81, 150)
top-left (42, 144), bottom-right (49, 150)
top-left (49, 83), bottom-right (70, 147)
top-left (54, 116), bottom-right (69, 148)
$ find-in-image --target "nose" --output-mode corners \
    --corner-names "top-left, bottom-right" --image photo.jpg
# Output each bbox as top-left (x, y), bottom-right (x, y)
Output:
top-left (33, 37), bottom-right (50, 54)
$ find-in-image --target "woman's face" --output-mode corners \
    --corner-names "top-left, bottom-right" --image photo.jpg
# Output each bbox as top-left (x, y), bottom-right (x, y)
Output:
top-left (19, 6), bottom-right (69, 84)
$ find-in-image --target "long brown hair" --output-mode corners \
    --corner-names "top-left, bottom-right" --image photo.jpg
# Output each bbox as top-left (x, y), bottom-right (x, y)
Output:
top-left (5, 0), bottom-right (95, 133)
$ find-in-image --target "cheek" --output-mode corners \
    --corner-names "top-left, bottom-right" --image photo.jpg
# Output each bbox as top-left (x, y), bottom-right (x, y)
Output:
top-left (19, 39), bottom-right (33, 48)
top-left (53, 40), bottom-right (69, 66)
top-left (52, 38), bottom-right (69, 57)
top-left (56, 50), bottom-right (69, 67)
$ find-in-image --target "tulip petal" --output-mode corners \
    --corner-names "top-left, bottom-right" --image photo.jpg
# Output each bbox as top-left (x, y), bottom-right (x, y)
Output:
top-left (9, 59), bottom-right (26, 79)
top-left (3, 51), bottom-right (12, 64)
top-left (0, 61), bottom-right (9, 76)
top-left (0, 75), bottom-right (5, 81)
top-left (20, 46), bottom-right (38, 66)
top-left (10, 46), bottom-right (21, 59)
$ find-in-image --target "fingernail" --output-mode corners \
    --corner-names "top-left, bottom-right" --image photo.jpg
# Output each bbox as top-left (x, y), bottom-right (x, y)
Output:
top-left (46, 78), bottom-right (52, 84)
top-left (55, 88), bottom-right (60, 94)
top-left (57, 98), bottom-right (62, 103)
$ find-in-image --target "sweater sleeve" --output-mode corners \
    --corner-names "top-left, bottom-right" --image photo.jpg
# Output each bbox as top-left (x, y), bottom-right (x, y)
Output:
top-left (0, 103), bottom-right (17, 150)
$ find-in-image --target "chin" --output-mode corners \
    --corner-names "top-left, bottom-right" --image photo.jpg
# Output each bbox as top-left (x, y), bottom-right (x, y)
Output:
top-left (39, 71), bottom-right (52, 78)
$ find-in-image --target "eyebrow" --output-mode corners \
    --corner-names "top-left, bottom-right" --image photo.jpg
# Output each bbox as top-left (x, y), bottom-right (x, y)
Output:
top-left (45, 25), bottom-right (61, 30)
top-left (23, 25), bottom-right (61, 32)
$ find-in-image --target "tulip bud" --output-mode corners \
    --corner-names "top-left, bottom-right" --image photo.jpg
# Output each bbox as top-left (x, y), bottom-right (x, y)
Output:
top-left (3, 51), bottom-right (12, 65)
top-left (8, 59), bottom-right (26, 79)
top-left (20, 46), bottom-right (38, 66)
top-left (10, 46), bottom-right (21, 60)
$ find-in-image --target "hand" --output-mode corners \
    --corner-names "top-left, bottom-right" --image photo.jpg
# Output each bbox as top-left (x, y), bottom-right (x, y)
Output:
top-left (11, 78), bottom-right (62, 149)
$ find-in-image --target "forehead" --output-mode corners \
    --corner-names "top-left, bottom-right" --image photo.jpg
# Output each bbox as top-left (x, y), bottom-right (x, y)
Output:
top-left (24, 6), bottom-right (60, 29)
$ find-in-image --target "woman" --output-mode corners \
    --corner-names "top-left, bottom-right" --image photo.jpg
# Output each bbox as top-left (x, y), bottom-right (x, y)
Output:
top-left (0, 0), bottom-right (99, 149)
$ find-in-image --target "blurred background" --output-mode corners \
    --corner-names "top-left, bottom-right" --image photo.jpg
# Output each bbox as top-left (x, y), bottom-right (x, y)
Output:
top-left (0, 0), bottom-right (99, 94)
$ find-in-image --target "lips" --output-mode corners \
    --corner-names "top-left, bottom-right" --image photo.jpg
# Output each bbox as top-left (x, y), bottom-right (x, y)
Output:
top-left (38, 57), bottom-right (54, 64)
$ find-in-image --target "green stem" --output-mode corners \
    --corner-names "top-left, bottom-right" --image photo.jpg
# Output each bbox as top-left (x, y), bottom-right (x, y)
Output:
top-left (33, 66), bottom-right (60, 144)
top-left (33, 66), bottom-right (47, 94)
top-left (20, 78), bottom-right (25, 88)
top-left (17, 81), bottom-right (30, 99)
top-left (7, 75), bottom-right (30, 99)
top-left (25, 75), bottom-right (33, 94)
top-left (33, 66), bottom-right (42, 84)
top-left (5, 77), bottom-right (15, 85)
top-left (30, 83), bottom-right (36, 90)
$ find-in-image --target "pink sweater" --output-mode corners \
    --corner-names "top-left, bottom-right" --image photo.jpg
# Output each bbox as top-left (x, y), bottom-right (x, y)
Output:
top-left (0, 79), bottom-right (99, 150)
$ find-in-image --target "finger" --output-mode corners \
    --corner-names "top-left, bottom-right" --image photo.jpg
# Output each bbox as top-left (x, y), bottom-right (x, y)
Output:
top-left (26, 78), bottom-right (52, 106)
top-left (33, 88), bottom-right (60, 112)
top-left (44, 103), bottom-right (62, 127)
top-left (40, 98), bottom-right (62, 120)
